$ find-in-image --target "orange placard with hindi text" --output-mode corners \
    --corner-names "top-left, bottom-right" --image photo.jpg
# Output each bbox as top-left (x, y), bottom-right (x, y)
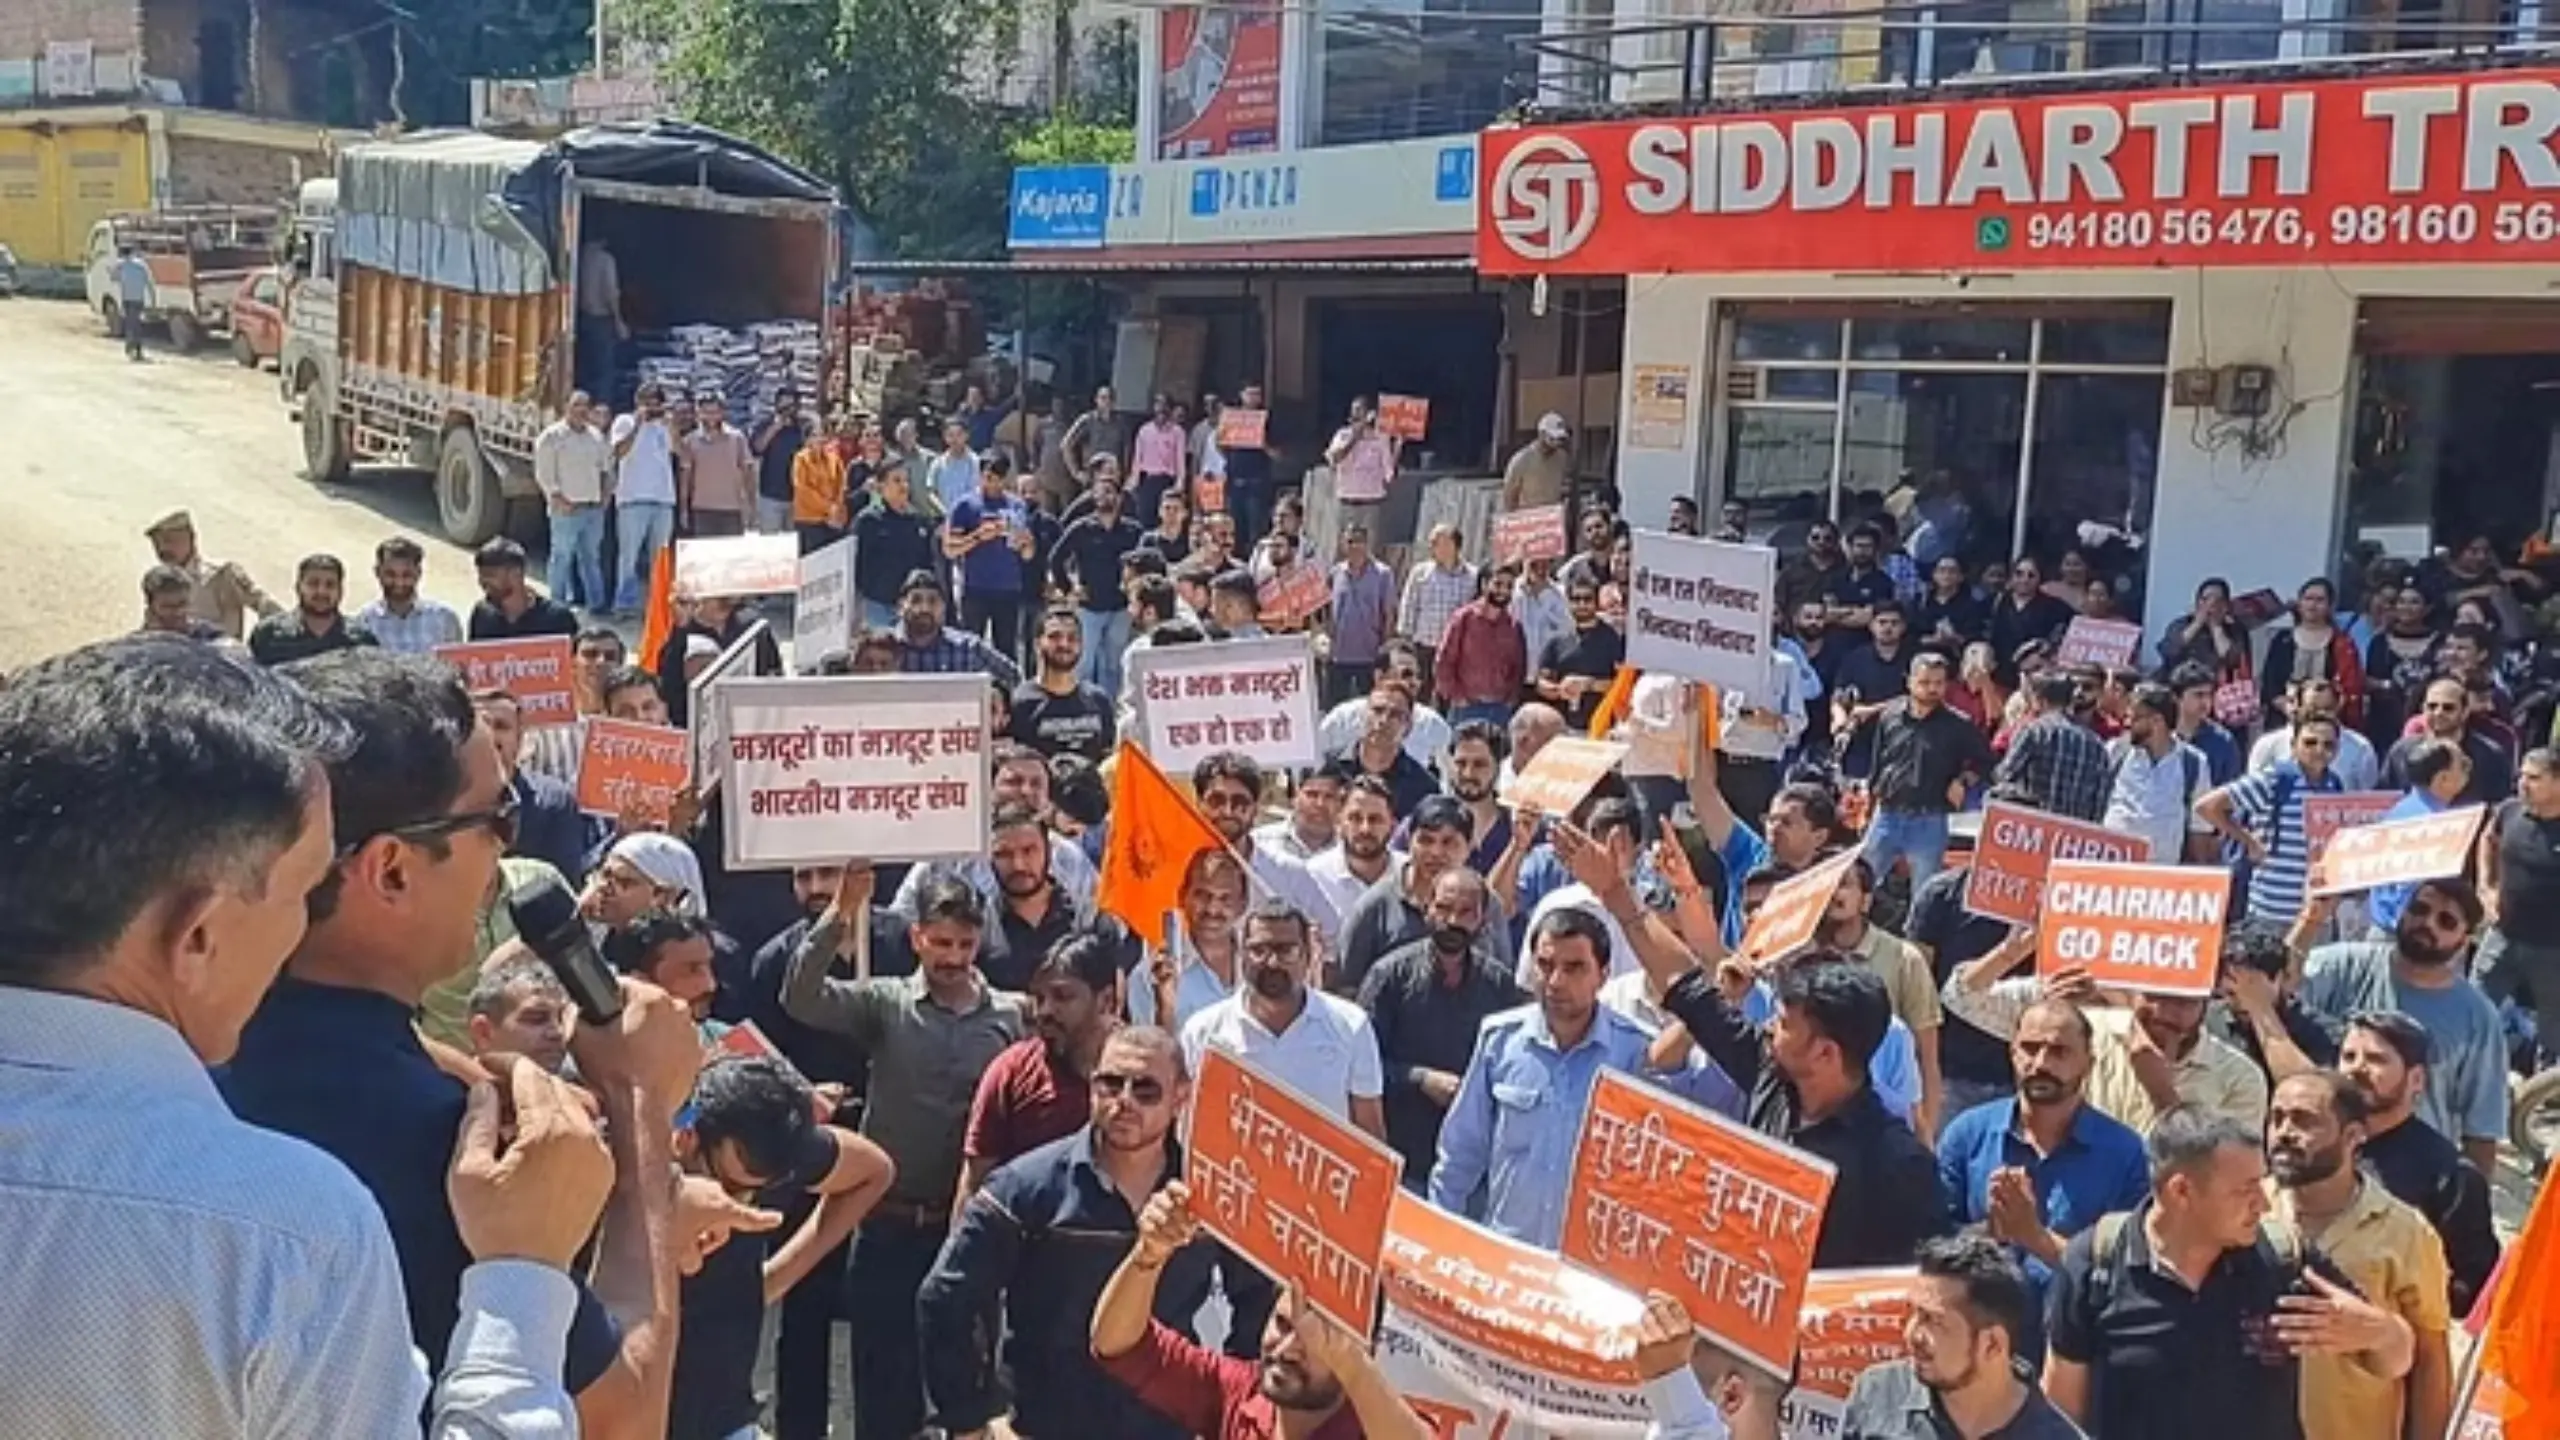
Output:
top-left (435, 637), bottom-right (577, 727)
top-left (2311, 804), bottom-right (2486, 897)
top-left (1964, 801), bottom-right (2151, 925)
top-left (2036, 859), bottom-right (2231, 997)
top-left (1187, 1045), bottom-right (1404, 1337)
top-left (2302, 791), bottom-right (2401, 865)
top-left (1377, 394), bottom-right (1430, 441)
top-left (1257, 564), bottom-right (1330, 628)
top-left (1498, 736), bottom-right (1627, 817)
top-left (1562, 1069), bottom-right (1836, 1379)
top-left (1216, 407), bottom-right (1268, 450)
top-left (1194, 473), bottom-right (1228, 513)
top-left (576, 718), bottom-right (690, 822)
top-left (1492, 504), bottom-right (1570, 564)
top-left (1738, 848), bottom-right (1859, 965)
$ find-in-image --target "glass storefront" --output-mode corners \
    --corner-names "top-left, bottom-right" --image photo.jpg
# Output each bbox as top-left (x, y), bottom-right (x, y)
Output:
top-left (1714, 301), bottom-right (2169, 600)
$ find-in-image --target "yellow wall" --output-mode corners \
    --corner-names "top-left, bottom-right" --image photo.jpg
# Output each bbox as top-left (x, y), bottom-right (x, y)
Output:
top-left (0, 121), bottom-right (151, 267)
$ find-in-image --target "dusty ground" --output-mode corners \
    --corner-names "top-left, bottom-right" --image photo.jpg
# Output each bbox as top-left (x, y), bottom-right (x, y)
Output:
top-left (0, 298), bottom-right (487, 672)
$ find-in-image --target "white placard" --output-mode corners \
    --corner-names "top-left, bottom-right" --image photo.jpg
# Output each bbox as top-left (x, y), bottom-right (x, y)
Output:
top-left (716, 674), bottom-right (990, 870)
top-left (675, 533), bottom-right (799, 599)
top-left (1129, 634), bottom-right (1320, 774)
top-left (688, 618), bottom-right (772, 797)
top-left (1622, 530), bottom-right (1778, 696)
top-left (43, 41), bottom-right (94, 98)
top-left (792, 537), bottom-right (855, 673)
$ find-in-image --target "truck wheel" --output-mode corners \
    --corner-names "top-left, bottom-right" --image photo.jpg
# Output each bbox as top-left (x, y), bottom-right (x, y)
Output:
top-left (232, 331), bottom-right (257, 368)
top-left (301, 374), bottom-right (350, 483)
top-left (166, 312), bottom-right (200, 353)
top-left (436, 426), bottom-right (505, 546)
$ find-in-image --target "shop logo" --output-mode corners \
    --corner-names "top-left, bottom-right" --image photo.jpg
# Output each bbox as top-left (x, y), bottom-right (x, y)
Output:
top-left (1490, 134), bottom-right (1599, 263)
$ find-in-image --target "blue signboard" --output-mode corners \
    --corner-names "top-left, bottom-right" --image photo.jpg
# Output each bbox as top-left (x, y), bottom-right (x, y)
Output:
top-left (1007, 165), bottom-right (1111, 249)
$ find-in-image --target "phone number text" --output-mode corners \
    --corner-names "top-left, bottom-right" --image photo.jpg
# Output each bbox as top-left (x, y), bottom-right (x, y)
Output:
top-left (2022, 202), bottom-right (2560, 252)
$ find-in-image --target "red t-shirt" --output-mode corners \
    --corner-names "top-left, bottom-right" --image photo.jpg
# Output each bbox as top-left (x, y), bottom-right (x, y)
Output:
top-left (962, 1035), bottom-right (1090, 1168)
top-left (1097, 1320), bottom-right (1368, 1440)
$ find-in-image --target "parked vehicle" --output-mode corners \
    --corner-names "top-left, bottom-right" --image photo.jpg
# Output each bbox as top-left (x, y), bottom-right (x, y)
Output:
top-left (228, 266), bottom-right (286, 369)
top-left (82, 207), bottom-right (280, 351)
top-left (283, 123), bottom-right (841, 545)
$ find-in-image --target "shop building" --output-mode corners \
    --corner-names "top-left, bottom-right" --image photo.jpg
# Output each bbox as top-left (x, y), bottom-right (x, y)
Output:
top-left (1479, 58), bottom-right (2560, 632)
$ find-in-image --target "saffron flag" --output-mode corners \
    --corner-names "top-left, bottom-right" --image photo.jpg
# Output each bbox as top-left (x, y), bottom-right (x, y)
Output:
top-left (1587, 665), bottom-right (1638, 740)
top-left (2470, 1149), bottom-right (2560, 1432)
top-left (637, 544), bottom-right (677, 665)
top-left (1097, 740), bottom-right (1229, 949)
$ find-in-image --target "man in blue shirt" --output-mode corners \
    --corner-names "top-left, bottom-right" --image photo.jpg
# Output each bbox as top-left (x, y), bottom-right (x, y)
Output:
top-left (2364, 736), bottom-right (2471, 936)
top-left (1429, 907), bottom-right (1740, 1246)
top-left (947, 451), bottom-right (1035, 664)
top-left (2172, 661), bottom-right (2247, 785)
top-left (1935, 995), bottom-right (2148, 1362)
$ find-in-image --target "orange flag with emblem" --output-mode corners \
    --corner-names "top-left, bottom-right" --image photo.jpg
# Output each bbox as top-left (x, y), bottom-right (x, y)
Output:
top-left (1097, 740), bottom-right (1230, 949)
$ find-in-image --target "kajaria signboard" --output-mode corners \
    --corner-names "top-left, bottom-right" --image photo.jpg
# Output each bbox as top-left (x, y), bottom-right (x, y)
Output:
top-left (1479, 69), bottom-right (2560, 274)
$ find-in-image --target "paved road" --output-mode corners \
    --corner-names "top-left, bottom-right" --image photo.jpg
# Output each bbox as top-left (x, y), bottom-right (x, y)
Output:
top-left (0, 298), bottom-right (486, 673)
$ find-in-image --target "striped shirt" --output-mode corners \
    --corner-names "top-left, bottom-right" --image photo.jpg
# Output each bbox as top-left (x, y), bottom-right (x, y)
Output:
top-left (898, 626), bottom-right (1022, 690)
top-left (1397, 560), bottom-right (1477, 650)
top-left (2224, 762), bottom-right (2348, 923)
top-left (355, 597), bottom-right (466, 655)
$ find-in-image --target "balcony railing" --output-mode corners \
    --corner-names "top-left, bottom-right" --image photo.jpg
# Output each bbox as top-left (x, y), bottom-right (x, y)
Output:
top-left (1513, 1), bottom-right (2554, 116)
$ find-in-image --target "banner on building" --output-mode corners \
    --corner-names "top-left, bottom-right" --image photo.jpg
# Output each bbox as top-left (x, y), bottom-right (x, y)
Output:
top-left (1188, 1045), bottom-right (1403, 1336)
top-left (436, 637), bottom-right (576, 727)
top-left (714, 674), bottom-right (988, 869)
top-left (1627, 364), bottom-right (1693, 451)
top-left (1130, 634), bottom-right (1319, 773)
top-left (1965, 801), bottom-right (2151, 925)
top-left (1624, 531), bottom-right (1778, 696)
top-left (2037, 859), bottom-right (2230, 996)
top-left (1157, 0), bottom-right (1281, 158)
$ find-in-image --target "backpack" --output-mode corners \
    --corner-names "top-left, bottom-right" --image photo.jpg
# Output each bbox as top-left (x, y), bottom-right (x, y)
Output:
top-left (2074, 1209), bottom-right (2306, 1351)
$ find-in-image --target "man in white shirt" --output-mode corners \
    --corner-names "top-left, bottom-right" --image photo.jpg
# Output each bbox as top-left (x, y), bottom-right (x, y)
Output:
top-left (0, 636), bottom-right (626, 1438)
top-left (1195, 751), bottom-right (1345, 946)
top-left (2250, 675), bottom-right (2380, 790)
top-left (925, 418), bottom-right (981, 518)
top-left (355, 534), bottom-right (465, 654)
top-left (533, 390), bottom-right (614, 611)
top-left (1512, 555), bottom-right (1572, 680)
top-left (1180, 900), bottom-right (1387, 1137)
top-left (608, 382), bottom-right (680, 617)
top-left (2105, 680), bottom-right (2213, 862)
top-left (1318, 639), bottom-right (1452, 765)
top-left (1308, 773), bottom-right (1402, 926)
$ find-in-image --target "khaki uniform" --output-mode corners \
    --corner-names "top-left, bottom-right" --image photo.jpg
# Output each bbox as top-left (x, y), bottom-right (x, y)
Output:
top-left (183, 555), bottom-right (279, 640)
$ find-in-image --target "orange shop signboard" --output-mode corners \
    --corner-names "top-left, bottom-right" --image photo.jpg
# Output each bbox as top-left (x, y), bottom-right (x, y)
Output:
top-left (1478, 69), bottom-right (2560, 275)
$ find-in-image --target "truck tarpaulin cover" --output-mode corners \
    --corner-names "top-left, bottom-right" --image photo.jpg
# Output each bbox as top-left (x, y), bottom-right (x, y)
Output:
top-left (498, 121), bottom-right (837, 263)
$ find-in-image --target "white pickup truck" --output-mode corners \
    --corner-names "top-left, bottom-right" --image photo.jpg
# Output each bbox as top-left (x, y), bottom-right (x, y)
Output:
top-left (83, 206), bottom-right (280, 352)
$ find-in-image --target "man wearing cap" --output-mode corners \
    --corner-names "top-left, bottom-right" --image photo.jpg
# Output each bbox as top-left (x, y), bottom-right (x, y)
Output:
top-left (1502, 414), bottom-right (1574, 512)
top-left (144, 509), bottom-right (280, 640)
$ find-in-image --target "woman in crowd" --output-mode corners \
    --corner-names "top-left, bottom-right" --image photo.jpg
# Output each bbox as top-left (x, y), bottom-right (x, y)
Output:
top-left (2364, 582), bottom-right (2444, 745)
top-left (2156, 575), bottom-right (2255, 692)
top-left (1914, 554), bottom-right (1988, 654)
top-left (1988, 556), bottom-right (2074, 677)
top-left (2258, 576), bottom-right (2367, 729)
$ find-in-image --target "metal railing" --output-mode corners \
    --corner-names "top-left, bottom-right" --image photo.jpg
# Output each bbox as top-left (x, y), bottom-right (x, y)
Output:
top-left (1512, 1), bottom-right (2557, 117)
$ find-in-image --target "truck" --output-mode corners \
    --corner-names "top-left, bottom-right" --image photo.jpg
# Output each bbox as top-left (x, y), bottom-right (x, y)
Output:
top-left (282, 123), bottom-right (841, 544)
top-left (84, 206), bottom-right (282, 351)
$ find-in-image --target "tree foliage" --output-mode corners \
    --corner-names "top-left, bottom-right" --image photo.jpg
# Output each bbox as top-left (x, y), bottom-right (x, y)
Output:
top-left (627, 0), bottom-right (1032, 260)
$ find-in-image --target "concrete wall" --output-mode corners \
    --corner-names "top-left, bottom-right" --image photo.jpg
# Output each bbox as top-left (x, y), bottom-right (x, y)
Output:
top-left (164, 127), bottom-right (316, 205)
top-left (0, 0), bottom-right (141, 56)
top-left (1612, 262), bottom-right (2560, 635)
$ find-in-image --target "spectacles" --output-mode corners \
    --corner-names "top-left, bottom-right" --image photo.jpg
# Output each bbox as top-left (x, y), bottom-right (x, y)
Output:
top-left (342, 787), bottom-right (519, 859)
top-left (1092, 1072), bottom-right (1167, 1104)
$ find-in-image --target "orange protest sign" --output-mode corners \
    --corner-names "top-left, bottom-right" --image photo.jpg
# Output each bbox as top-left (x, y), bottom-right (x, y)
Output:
top-left (435, 637), bottom-right (578, 727)
top-left (1784, 1269), bottom-right (1919, 1431)
top-left (1194, 473), bottom-right (1227, 513)
top-left (575, 718), bottom-right (690, 821)
top-left (1216, 407), bottom-right (1268, 449)
top-left (1095, 740), bottom-right (1230, 949)
top-left (1563, 1070), bottom-right (1836, 1379)
top-left (1963, 801), bottom-right (2151, 924)
top-left (2302, 791), bottom-right (2401, 864)
top-left (1188, 1045), bottom-right (1403, 1337)
top-left (1377, 394), bottom-right (1430, 441)
top-left (1492, 504), bottom-right (1570, 564)
top-left (1380, 1193), bottom-right (1639, 1389)
top-left (2052, 617), bottom-right (2143, 670)
top-left (1499, 736), bottom-right (1628, 817)
top-left (1256, 564), bottom-right (1330, 628)
top-left (2036, 859), bottom-right (2232, 997)
top-left (1738, 848), bottom-right (1860, 965)
top-left (2310, 803), bottom-right (2485, 897)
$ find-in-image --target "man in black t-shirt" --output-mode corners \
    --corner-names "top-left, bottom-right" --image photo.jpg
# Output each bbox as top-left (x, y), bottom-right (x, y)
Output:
top-left (1534, 575), bottom-right (1624, 731)
top-left (1902, 863), bottom-right (2023, 1115)
top-left (1049, 476), bottom-right (1146, 700)
top-left (668, 1056), bottom-right (894, 1440)
top-left (2339, 1012), bottom-right (2502, 1315)
top-left (1010, 606), bottom-right (1118, 763)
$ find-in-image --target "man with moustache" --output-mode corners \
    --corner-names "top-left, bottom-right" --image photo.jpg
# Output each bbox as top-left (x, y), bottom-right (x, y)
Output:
top-left (248, 553), bottom-right (378, 667)
top-left (465, 954), bottom-right (575, 1075)
top-left (1432, 907), bottom-right (1739, 1246)
top-left (1358, 868), bottom-right (1525, 1186)
top-left (143, 508), bottom-right (280, 639)
top-left (1195, 752), bottom-right (1344, 947)
top-left (959, 930), bottom-right (1123, 1194)
top-left (2292, 882), bottom-right (2507, 1177)
top-left (355, 535), bottom-right (464, 653)
top-left (969, 802), bottom-right (1094, 992)
top-left (2264, 1071), bottom-right (2452, 1440)
top-left (1838, 1233), bottom-right (2085, 1439)
top-left (1309, 773), bottom-right (1400, 929)
top-left (1426, 719), bottom-right (1515, 871)
top-left (1336, 794), bottom-right (1492, 994)
top-left (1254, 766), bottom-right (1345, 864)
top-left (1818, 857), bottom-right (1947, 1140)
top-left (2336, 1012), bottom-right (2499, 1314)
top-left (1181, 901), bottom-right (1386, 1139)
top-left (922, 1029), bottom-right (1275, 1440)
top-left (1093, 1183), bottom-right (1431, 1440)
top-left (1533, 575), bottom-right (1621, 732)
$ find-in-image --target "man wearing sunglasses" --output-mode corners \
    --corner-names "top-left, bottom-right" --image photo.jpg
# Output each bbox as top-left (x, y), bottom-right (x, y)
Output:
top-left (2196, 713), bottom-right (2350, 927)
top-left (219, 650), bottom-right (696, 1437)
top-left (922, 1026), bottom-right (1275, 1440)
top-left (2290, 881), bottom-right (2508, 1180)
